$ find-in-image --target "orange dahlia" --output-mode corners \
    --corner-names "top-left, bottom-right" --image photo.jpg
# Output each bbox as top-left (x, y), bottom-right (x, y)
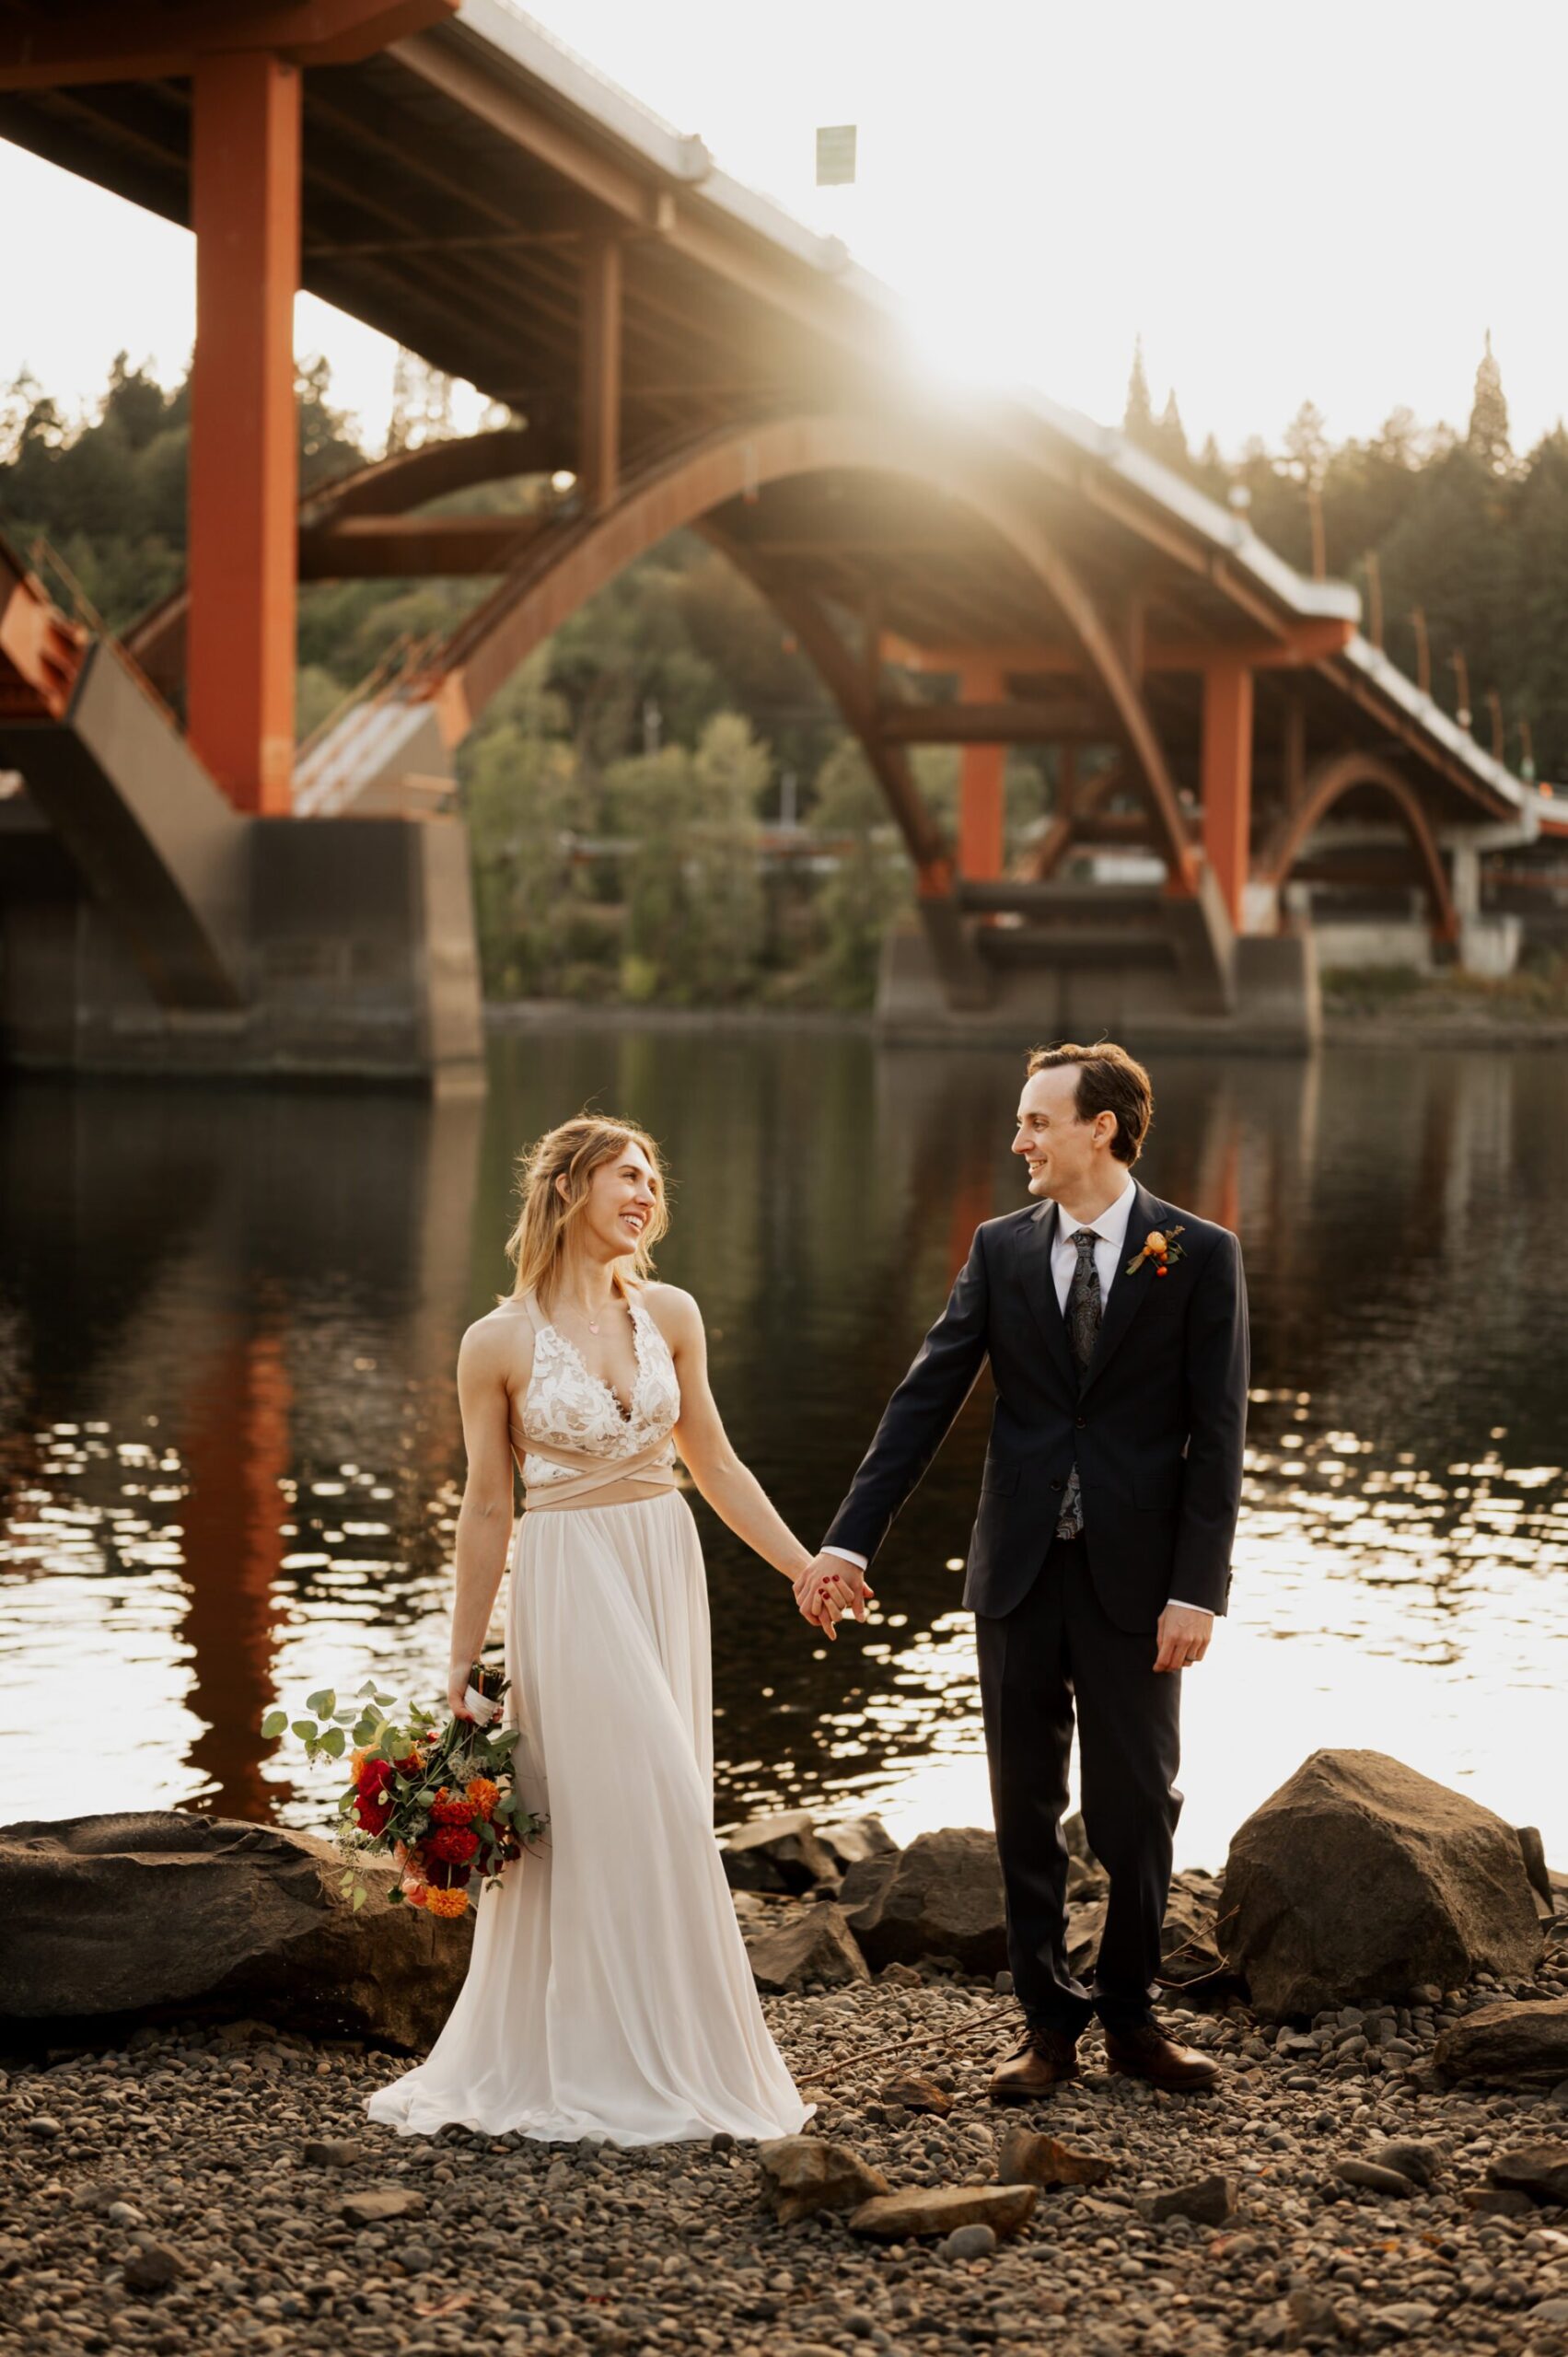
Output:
top-left (425, 1885), bottom-right (469, 1918)
top-left (465, 1777), bottom-right (499, 1821)
top-left (429, 1788), bottom-right (477, 1827)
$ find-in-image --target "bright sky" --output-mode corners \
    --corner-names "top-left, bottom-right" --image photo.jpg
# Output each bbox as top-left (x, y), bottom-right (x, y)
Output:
top-left (2, 0), bottom-right (1563, 460)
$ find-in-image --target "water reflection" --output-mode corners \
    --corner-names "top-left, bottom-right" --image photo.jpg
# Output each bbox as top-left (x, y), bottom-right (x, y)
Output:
top-left (1, 1035), bottom-right (1563, 1869)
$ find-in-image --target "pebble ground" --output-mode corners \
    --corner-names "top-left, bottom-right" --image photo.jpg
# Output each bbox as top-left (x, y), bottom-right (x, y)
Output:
top-left (5, 1944), bottom-right (1568, 2357)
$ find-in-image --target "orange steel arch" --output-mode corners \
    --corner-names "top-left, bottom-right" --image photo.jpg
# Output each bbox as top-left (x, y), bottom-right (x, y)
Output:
top-left (1258, 751), bottom-right (1459, 939)
top-left (122, 423), bottom-right (563, 698)
top-left (423, 413), bottom-right (1198, 893)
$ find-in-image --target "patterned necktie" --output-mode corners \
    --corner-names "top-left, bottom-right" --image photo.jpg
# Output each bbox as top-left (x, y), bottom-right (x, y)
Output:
top-left (1055, 1227), bottom-right (1102, 1540)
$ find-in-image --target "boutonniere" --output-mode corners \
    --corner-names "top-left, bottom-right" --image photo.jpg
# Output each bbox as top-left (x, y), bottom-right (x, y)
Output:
top-left (1126, 1225), bottom-right (1185, 1279)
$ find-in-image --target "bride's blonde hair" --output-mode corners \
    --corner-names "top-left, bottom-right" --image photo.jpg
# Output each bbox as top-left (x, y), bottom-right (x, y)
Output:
top-left (504, 1115), bottom-right (668, 1308)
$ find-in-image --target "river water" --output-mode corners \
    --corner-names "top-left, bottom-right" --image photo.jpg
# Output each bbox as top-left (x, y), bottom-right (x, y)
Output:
top-left (2, 1026), bottom-right (1564, 1872)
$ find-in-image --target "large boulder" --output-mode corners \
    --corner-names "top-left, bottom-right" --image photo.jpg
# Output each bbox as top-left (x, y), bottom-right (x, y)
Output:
top-left (719, 1810), bottom-right (838, 1896)
top-left (1436, 1997), bottom-right (1568, 2088)
top-left (848, 1828), bottom-right (1007, 1976)
top-left (0, 1812), bottom-right (472, 2049)
top-left (743, 1900), bottom-right (868, 1994)
top-left (1219, 1752), bottom-right (1544, 2018)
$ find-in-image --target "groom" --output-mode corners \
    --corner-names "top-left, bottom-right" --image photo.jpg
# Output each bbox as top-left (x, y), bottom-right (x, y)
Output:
top-left (799, 1042), bottom-right (1249, 2096)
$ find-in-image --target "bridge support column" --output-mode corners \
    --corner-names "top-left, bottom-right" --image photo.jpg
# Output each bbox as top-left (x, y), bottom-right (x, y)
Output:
top-left (958, 660), bottom-right (1005, 879)
top-left (188, 51), bottom-right (301, 815)
top-left (1202, 659), bottom-right (1254, 928)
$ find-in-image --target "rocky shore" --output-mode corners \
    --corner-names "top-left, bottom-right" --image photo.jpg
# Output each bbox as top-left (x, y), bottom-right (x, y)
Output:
top-left (5, 1752), bottom-right (1568, 2357)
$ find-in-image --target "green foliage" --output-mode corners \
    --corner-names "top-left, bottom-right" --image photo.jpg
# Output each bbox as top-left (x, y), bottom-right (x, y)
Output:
top-left (7, 337), bottom-right (1568, 1014)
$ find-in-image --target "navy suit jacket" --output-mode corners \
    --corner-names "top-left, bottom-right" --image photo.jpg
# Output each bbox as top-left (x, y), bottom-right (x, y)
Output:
top-left (824, 1178), bottom-right (1249, 1631)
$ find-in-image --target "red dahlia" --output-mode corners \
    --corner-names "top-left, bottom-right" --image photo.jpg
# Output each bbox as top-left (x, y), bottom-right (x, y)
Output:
top-left (428, 1825), bottom-right (481, 1864)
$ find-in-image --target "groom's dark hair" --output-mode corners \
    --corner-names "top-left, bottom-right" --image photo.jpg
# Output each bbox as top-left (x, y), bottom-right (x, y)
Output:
top-left (1025, 1040), bottom-right (1153, 1167)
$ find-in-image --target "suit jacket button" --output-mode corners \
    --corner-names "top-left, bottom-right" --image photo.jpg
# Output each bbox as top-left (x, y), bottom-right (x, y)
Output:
top-left (1050, 1477), bottom-right (1063, 1492)
top-left (1074, 1414), bottom-right (1086, 1429)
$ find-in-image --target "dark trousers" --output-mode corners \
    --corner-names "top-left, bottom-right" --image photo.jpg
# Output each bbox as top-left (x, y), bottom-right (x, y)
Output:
top-left (974, 1532), bottom-right (1182, 2033)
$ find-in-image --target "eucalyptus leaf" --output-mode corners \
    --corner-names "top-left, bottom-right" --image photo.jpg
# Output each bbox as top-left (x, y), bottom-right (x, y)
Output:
top-left (291, 1719), bottom-right (318, 1743)
top-left (306, 1689), bottom-right (336, 1718)
top-left (261, 1709), bottom-right (289, 1739)
top-left (351, 1887), bottom-right (367, 1911)
top-left (321, 1727), bottom-right (347, 1759)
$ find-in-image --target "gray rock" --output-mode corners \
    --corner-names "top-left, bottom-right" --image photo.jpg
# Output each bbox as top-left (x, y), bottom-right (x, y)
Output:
top-left (339, 2189), bottom-right (427, 2226)
top-left (1066, 1898), bottom-right (1109, 1980)
top-left (997, 2126), bottom-right (1113, 2188)
top-left (1517, 1826), bottom-right (1555, 1910)
top-left (719, 1811), bottom-right (837, 1896)
top-left (105, 2201), bottom-right (146, 2227)
top-left (1159, 1874), bottom-right (1225, 1985)
top-left (744, 1901), bottom-right (867, 1995)
top-left (940, 2223), bottom-right (997, 2260)
top-left (1461, 2188), bottom-right (1536, 2217)
top-left (815, 1817), bottom-right (899, 1870)
top-left (849, 2183), bottom-right (1037, 2239)
top-left (1145, 2175), bottom-right (1237, 2225)
top-left (1333, 2157), bottom-right (1414, 2197)
top-left (756, 2136), bottom-right (888, 2224)
top-left (881, 2071), bottom-right (951, 2115)
top-left (1487, 2142), bottom-right (1568, 2205)
top-left (840, 1851), bottom-right (900, 1923)
top-left (1376, 2304), bottom-right (1436, 2337)
top-left (122, 2244), bottom-right (183, 2293)
top-left (848, 1828), bottom-right (1009, 1976)
top-left (1063, 1811), bottom-right (1098, 1867)
top-left (1366, 2139), bottom-right (1442, 2188)
top-left (0, 1811), bottom-right (472, 2050)
top-left (1436, 1995), bottom-right (1568, 2086)
top-left (1218, 1751), bottom-right (1544, 2017)
top-left (303, 2138), bottom-right (363, 2167)
top-left (1531, 2299), bottom-right (1568, 2327)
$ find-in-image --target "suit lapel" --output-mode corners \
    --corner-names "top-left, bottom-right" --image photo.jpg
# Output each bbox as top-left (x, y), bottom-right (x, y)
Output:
top-left (1017, 1202), bottom-right (1078, 1397)
top-left (1081, 1180), bottom-right (1163, 1397)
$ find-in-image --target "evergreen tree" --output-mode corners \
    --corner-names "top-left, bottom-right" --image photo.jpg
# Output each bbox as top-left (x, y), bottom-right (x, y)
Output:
top-left (1123, 338), bottom-right (1155, 444)
top-left (1467, 331), bottom-right (1512, 476)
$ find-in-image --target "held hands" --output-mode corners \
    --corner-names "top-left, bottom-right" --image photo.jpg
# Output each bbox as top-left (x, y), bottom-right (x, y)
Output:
top-left (1153, 1602), bottom-right (1214, 1674)
top-left (793, 1551), bottom-right (876, 1641)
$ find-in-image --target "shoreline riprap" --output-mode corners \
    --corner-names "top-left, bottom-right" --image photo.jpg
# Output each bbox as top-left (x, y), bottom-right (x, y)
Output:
top-left (6, 1942), bottom-right (1568, 2357)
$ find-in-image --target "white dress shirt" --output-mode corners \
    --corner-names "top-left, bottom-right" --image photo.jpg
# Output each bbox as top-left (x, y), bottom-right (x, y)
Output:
top-left (824, 1172), bottom-right (1214, 1618)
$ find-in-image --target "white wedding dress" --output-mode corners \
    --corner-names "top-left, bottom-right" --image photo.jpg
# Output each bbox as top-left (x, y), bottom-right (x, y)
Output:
top-left (366, 1290), bottom-right (811, 2146)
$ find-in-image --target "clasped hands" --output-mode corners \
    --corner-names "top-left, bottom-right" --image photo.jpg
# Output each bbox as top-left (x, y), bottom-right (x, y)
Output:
top-left (793, 1552), bottom-right (874, 1640)
top-left (792, 1555), bottom-right (1213, 1673)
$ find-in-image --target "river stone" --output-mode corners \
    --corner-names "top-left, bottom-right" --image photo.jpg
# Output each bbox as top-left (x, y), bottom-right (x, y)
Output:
top-left (1146, 2175), bottom-right (1237, 2225)
top-left (1436, 1996), bottom-right (1568, 2087)
top-left (1218, 1750), bottom-right (1544, 2017)
top-left (849, 2183), bottom-right (1038, 2240)
top-left (745, 1900), bottom-right (868, 1994)
top-left (841, 1851), bottom-right (900, 1922)
top-left (757, 2136), bottom-right (889, 2224)
top-left (1160, 1872), bottom-right (1225, 1984)
top-left (882, 2070), bottom-right (951, 2115)
top-left (339, 2189), bottom-right (426, 2226)
top-left (850, 1829), bottom-right (1007, 1975)
top-left (1334, 2157), bottom-right (1415, 2197)
top-left (816, 1817), bottom-right (899, 1870)
top-left (1367, 2139), bottom-right (1442, 2189)
top-left (1517, 1826), bottom-right (1555, 1910)
top-left (719, 1810), bottom-right (838, 1896)
top-left (997, 2126), bottom-right (1113, 2188)
top-left (1488, 2142), bottom-right (1568, 2206)
top-left (0, 1812), bottom-right (471, 2049)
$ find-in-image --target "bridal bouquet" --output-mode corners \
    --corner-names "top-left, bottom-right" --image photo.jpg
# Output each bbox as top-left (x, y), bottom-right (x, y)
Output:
top-left (262, 1664), bottom-right (547, 1922)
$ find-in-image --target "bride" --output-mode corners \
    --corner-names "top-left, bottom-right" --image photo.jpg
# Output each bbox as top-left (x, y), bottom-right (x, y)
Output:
top-left (366, 1114), bottom-right (848, 2146)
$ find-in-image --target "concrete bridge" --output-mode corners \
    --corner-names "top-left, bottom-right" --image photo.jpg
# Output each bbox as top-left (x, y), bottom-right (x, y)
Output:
top-left (1, 0), bottom-right (1561, 1076)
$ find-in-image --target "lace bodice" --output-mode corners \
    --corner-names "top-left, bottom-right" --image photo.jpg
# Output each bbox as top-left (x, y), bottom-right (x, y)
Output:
top-left (513, 1295), bottom-right (679, 1492)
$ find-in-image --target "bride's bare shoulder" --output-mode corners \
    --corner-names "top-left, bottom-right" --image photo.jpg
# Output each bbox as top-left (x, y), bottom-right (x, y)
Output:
top-left (638, 1280), bottom-right (701, 1342)
top-left (459, 1300), bottom-right (536, 1375)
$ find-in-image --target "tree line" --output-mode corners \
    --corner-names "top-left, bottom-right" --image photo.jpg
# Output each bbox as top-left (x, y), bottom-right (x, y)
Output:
top-left (2, 338), bottom-right (1563, 1005)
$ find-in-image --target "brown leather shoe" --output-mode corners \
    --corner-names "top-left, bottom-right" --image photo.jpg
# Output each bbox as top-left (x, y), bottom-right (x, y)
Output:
top-left (1103, 2021), bottom-right (1219, 2091)
top-left (988, 2024), bottom-right (1081, 2104)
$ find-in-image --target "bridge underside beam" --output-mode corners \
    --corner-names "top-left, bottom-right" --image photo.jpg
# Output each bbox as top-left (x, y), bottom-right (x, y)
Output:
top-left (957, 662), bottom-right (1005, 883)
top-left (1201, 661), bottom-right (1254, 930)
